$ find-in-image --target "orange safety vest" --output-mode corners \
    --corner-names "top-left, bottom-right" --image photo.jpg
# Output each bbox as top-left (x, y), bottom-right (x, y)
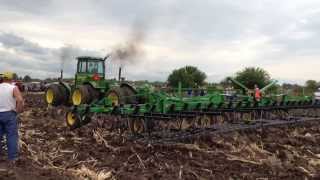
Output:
top-left (255, 88), bottom-right (261, 100)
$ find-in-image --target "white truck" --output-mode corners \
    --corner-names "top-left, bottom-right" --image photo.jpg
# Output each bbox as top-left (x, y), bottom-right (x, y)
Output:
top-left (315, 88), bottom-right (320, 100)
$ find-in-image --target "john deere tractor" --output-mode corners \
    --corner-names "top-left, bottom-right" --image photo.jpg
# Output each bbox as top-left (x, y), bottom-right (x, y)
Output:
top-left (45, 56), bottom-right (137, 108)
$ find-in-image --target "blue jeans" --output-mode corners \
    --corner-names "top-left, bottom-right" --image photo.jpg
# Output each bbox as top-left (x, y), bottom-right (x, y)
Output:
top-left (0, 111), bottom-right (18, 160)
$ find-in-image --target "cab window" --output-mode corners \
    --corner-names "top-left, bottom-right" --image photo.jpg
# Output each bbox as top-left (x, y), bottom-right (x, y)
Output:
top-left (78, 61), bottom-right (87, 73)
top-left (87, 61), bottom-right (104, 74)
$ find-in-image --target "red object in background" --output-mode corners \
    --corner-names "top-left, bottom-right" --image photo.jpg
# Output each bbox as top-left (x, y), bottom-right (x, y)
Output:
top-left (92, 73), bottom-right (101, 81)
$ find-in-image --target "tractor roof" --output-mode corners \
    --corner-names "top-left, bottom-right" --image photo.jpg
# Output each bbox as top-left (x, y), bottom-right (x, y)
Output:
top-left (77, 56), bottom-right (105, 61)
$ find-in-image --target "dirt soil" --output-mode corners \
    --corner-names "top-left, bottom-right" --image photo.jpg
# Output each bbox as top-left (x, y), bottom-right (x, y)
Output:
top-left (1, 93), bottom-right (320, 180)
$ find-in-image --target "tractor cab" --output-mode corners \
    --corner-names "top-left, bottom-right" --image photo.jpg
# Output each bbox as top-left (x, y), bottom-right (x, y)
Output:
top-left (69, 56), bottom-right (110, 105)
top-left (74, 56), bottom-right (109, 90)
top-left (76, 57), bottom-right (105, 80)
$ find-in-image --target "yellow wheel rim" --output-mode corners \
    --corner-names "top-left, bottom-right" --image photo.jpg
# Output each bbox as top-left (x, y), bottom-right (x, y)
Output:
top-left (46, 89), bottom-right (54, 104)
top-left (67, 112), bottom-right (76, 126)
top-left (107, 92), bottom-right (119, 106)
top-left (72, 89), bottom-right (82, 105)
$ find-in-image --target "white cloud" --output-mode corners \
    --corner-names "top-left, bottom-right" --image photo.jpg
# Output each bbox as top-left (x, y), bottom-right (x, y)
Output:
top-left (0, 0), bottom-right (319, 84)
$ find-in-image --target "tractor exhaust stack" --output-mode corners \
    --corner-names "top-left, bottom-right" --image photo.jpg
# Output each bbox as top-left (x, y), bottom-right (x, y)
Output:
top-left (118, 67), bottom-right (122, 82)
top-left (60, 69), bottom-right (63, 80)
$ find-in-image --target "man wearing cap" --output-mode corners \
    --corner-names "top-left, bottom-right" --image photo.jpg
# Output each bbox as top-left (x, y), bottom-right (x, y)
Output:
top-left (0, 73), bottom-right (24, 165)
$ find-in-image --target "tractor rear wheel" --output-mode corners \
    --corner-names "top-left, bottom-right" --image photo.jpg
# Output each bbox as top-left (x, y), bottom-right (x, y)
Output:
top-left (45, 84), bottom-right (68, 106)
top-left (72, 85), bottom-right (98, 105)
top-left (121, 85), bottom-right (137, 104)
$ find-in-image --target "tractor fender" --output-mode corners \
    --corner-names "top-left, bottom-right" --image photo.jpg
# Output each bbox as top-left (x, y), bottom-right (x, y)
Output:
top-left (82, 82), bottom-right (101, 99)
top-left (82, 82), bottom-right (103, 95)
top-left (120, 82), bottom-right (137, 94)
top-left (59, 81), bottom-right (71, 96)
top-left (83, 81), bottom-right (108, 92)
top-left (86, 81), bottom-right (99, 89)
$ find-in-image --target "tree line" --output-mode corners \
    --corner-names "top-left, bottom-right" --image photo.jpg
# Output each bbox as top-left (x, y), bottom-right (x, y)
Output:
top-left (12, 66), bottom-right (320, 96)
top-left (167, 66), bottom-right (319, 96)
top-left (10, 73), bottom-right (33, 82)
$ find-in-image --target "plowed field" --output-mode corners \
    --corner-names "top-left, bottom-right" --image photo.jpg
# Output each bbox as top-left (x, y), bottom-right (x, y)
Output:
top-left (1, 93), bottom-right (320, 180)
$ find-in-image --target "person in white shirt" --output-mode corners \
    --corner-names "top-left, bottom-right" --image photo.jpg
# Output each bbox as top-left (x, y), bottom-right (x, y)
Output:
top-left (0, 73), bottom-right (24, 166)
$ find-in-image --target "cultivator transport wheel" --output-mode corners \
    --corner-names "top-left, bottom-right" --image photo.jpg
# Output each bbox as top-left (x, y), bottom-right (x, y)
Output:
top-left (66, 111), bottom-right (81, 130)
top-left (72, 85), bottom-right (99, 106)
top-left (45, 84), bottom-right (69, 106)
top-left (82, 115), bottom-right (92, 126)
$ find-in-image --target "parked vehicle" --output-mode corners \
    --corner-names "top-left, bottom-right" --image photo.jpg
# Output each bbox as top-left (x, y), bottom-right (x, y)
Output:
top-left (315, 88), bottom-right (320, 100)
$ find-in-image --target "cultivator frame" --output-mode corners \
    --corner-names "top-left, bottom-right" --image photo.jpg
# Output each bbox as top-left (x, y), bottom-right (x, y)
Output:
top-left (42, 54), bottom-right (320, 142)
top-left (66, 81), bottom-right (320, 140)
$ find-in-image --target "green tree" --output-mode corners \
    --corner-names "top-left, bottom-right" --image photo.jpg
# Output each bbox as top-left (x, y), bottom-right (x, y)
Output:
top-left (23, 75), bottom-right (32, 82)
top-left (234, 67), bottom-right (271, 89)
top-left (305, 80), bottom-right (318, 95)
top-left (282, 83), bottom-right (304, 95)
top-left (167, 66), bottom-right (207, 88)
top-left (12, 73), bottom-right (18, 80)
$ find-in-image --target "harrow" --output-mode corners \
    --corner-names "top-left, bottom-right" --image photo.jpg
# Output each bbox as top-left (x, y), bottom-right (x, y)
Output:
top-left (65, 81), bottom-right (320, 140)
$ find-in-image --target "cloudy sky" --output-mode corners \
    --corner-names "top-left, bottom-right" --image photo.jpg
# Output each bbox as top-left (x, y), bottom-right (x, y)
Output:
top-left (0, 0), bottom-right (320, 84)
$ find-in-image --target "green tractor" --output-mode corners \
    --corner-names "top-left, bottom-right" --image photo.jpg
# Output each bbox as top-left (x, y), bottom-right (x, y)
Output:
top-left (45, 56), bottom-right (137, 110)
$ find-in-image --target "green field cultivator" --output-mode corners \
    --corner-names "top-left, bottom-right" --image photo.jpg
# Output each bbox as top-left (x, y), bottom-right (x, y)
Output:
top-left (45, 56), bottom-right (320, 142)
top-left (65, 80), bottom-right (320, 141)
